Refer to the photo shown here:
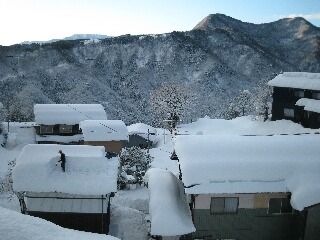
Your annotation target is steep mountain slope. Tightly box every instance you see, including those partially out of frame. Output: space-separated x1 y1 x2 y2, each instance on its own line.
0 14 319 125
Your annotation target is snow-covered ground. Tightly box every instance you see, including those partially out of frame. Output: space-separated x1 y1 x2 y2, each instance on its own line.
1 117 319 239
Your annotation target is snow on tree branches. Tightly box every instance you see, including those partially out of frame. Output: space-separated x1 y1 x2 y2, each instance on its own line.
150 82 195 128
117 147 153 190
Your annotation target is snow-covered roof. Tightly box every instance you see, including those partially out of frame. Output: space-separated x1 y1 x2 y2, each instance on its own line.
267 72 320 90
80 120 128 141
175 135 320 211
127 123 157 141
177 116 320 136
13 144 119 195
0 207 120 240
34 104 107 125
146 168 196 236
296 98 320 113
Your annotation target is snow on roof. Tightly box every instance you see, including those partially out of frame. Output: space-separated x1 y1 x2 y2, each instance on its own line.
267 72 320 90
177 116 320 136
175 135 320 211
80 120 128 141
127 123 158 143
146 168 196 236
0 207 120 240
34 104 107 125
13 144 119 195
296 98 320 113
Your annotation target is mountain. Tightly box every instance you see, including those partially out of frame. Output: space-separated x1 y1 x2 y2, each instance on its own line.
20 34 110 45
0 14 319 125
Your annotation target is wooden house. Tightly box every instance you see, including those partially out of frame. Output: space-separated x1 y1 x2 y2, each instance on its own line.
34 104 107 144
268 72 320 128
12 144 119 234
80 120 128 155
175 135 320 240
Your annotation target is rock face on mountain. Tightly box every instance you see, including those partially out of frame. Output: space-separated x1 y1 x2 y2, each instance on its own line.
0 14 319 125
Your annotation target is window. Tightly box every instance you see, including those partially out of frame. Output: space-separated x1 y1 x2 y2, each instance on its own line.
312 92 320 100
294 90 304 98
59 125 73 133
40 125 53 134
268 198 292 214
283 108 294 118
210 197 238 214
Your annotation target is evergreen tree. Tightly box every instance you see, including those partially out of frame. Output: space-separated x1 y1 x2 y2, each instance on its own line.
117 147 153 189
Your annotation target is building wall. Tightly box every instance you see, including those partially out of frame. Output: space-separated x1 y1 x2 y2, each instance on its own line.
192 193 304 240
29 211 110 234
194 193 289 210
84 140 123 155
304 205 320 240
192 208 302 240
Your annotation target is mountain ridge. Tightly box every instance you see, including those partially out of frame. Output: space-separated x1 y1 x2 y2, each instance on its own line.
0 14 319 125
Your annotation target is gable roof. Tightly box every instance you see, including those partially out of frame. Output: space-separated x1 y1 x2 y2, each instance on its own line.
175 135 320 211
146 168 195 236
13 144 119 195
34 104 107 125
268 72 320 91
80 120 128 141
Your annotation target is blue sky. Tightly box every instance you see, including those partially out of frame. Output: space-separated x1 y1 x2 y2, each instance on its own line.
1 0 319 46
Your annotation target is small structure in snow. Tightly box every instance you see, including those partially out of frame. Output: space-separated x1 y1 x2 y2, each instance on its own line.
175 134 320 240
34 104 107 144
80 120 128 155
268 72 320 128
12 144 119 234
146 168 195 239
125 123 157 149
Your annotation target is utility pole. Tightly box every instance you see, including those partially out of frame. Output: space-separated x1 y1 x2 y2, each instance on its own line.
147 129 150 153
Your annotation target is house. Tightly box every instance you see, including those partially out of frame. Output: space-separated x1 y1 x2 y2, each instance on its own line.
12 144 119 234
268 72 320 128
80 120 128 155
175 135 320 240
34 104 107 144
146 168 195 239
125 123 157 149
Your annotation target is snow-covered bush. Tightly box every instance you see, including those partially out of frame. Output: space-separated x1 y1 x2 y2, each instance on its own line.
118 147 153 190
0 159 15 194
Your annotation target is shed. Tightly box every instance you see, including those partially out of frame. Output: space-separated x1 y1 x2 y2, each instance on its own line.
12 144 119 234
126 123 157 149
80 120 128 154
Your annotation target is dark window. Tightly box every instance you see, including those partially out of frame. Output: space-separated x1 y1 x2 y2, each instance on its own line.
312 92 320 100
59 125 73 133
40 125 53 134
284 108 294 118
210 197 238 214
294 90 304 98
268 198 292 214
